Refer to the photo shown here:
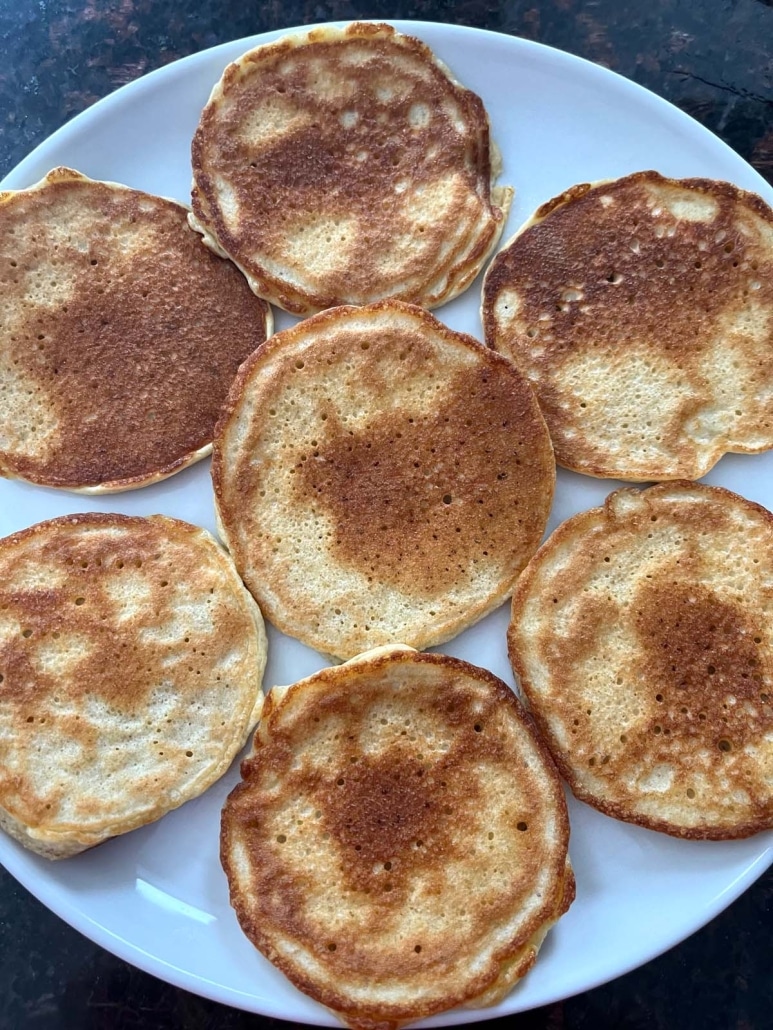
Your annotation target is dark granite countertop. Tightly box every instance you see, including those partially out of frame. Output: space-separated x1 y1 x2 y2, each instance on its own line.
1 2 772 1028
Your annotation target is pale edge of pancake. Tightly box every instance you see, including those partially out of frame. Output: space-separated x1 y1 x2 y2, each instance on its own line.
0 516 268 858
253 644 417 751
0 166 274 494
188 22 514 314
465 860 575 1010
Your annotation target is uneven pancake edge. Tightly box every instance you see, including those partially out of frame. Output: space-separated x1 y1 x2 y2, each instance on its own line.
508 480 773 840
220 646 572 1028
0 512 267 857
190 22 512 315
0 167 272 492
482 170 773 481
211 300 555 659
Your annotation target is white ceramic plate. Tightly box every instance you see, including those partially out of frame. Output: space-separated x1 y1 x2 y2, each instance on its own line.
1 20 771 1026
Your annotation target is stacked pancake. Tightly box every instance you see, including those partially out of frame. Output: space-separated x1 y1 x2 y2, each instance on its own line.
190 22 512 314
0 513 267 858
483 171 773 481
221 646 573 1028
0 167 271 492
509 482 773 840
212 300 555 659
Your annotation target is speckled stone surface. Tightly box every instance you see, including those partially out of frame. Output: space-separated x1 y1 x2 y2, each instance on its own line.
1 0 772 186
1 1 772 1027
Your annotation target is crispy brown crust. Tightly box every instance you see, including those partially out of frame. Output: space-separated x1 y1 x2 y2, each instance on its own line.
221 648 571 1027
0 168 271 492
191 22 510 315
0 512 266 856
509 481 773 840
212 300 555 658
482 170 773 481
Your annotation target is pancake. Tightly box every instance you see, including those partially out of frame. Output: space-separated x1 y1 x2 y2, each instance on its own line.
0 167 272 493
508 481 773 840
221 645 574 1029
482 171 773 481
190 22 512 315
212 300 555 660
0 512 267 859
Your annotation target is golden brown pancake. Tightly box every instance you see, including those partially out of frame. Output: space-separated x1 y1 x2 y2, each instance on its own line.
190 22 512 315
0 167 272 493
482 171 773 480
509 481 773 840
0 512 267 858
212 300 555 660
221 645 573 1029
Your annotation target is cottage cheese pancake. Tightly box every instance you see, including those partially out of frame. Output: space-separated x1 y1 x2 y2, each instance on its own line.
483 171 773 480
190 22 512 315
0 167 271 492
212 301 555 660
0 513 267 858
509 482 773 839
221 646 573 1029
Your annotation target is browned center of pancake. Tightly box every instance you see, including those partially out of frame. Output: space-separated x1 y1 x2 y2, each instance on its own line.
0 176 269 488
293 345 548 597
630 579 768 749
310 679 514 898
559 574 771 773
228 49 467 204
486 177 773 370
